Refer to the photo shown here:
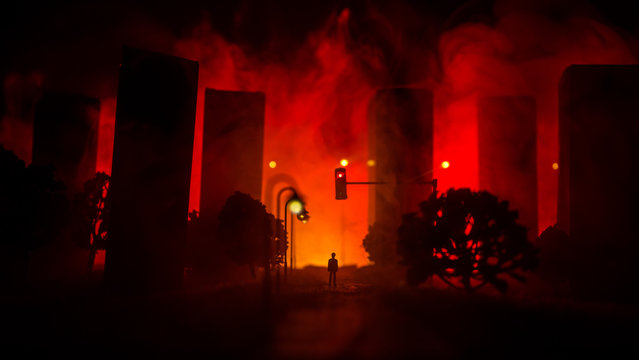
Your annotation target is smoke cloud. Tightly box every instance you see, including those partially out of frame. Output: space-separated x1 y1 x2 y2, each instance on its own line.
2 1 637 266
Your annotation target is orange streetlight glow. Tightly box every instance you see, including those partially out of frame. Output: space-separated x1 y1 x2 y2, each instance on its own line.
269 161 277 168
340 159 349 167
288 199 304 214
552 162 559 170
441 161 450 169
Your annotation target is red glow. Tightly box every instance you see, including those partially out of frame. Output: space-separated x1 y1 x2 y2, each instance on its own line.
429 12 635 236
89 5 636 268
175 15 374 267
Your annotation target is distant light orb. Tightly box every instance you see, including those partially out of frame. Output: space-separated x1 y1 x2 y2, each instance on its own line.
552 162 559 170
441 161 450 169
340 159 349 167
288 199 304 214
367 159 376 167
268 161 277 169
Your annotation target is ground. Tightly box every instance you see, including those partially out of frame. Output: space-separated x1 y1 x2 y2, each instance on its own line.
1 266 637 358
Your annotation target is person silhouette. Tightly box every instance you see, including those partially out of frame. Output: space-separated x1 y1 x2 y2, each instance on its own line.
328 252 338 287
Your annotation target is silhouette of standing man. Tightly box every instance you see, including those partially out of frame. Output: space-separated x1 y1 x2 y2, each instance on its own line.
328 252 338 287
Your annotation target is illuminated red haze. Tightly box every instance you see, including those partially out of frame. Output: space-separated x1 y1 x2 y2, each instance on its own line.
96 7 635 267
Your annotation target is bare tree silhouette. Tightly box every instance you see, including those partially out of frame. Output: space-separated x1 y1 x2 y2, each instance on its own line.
397 188 538 293
71 172 110 272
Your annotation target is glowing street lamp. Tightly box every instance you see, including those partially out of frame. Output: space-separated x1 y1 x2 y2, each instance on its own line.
340 159 349 167
288 198 303 214
276 186 310 278
441 161 450 169
285 194 309 272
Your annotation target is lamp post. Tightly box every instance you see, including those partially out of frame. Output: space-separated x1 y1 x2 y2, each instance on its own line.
284 195 305 274
276 186 310 279
276 187 297 279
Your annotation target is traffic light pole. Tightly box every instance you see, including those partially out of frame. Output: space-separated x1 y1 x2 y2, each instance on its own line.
335 166 438 199
346 179 437 188
346 181 388 185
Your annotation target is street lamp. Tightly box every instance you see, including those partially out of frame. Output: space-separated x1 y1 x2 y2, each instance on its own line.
284 194 309 273
297 209 310 224
288 198 304 215
276 186 310 279
277 187 296 278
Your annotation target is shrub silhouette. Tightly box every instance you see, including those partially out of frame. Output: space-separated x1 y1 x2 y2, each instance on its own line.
397 188 538 293
217 192 286 277
362 222 399 267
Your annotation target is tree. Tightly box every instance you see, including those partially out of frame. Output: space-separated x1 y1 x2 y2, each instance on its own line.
0 145 67 284
397 188 538 293
362 221 399 266
71 172 110 272
271 218 287 270
217 192 286 277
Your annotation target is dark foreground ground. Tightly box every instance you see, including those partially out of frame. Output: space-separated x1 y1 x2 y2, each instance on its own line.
2 267 638 359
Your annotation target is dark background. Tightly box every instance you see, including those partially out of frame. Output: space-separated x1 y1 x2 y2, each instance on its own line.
2 0 639 99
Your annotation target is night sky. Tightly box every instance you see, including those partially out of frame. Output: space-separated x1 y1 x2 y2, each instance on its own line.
3 0 639 96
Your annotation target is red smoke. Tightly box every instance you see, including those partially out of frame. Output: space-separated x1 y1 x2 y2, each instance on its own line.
431 10 635 235
175 10 377 266
91 3 636 267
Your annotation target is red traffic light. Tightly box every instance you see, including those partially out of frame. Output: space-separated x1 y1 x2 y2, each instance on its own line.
335 167 347 200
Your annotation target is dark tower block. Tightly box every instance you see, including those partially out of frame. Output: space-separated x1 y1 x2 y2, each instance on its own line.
32 93 99 194
0 76 5 118
368 89 433 228
558 65 639 301
478 96 538 240
29 94 99 281
105 47 198 292
200 89 265 231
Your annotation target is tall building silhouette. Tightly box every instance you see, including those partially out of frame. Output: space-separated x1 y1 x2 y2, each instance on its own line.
105 47 198 293
368 88 433 228
200 89 265 232
478 95 538 240
558 65 639 301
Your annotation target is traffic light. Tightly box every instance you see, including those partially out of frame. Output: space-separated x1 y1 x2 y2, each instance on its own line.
335 167 347 200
